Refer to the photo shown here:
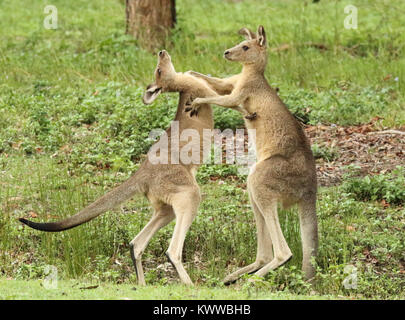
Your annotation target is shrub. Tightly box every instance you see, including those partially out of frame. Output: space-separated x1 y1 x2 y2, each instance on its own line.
213 107 244 131
311 144 339 162
342 167 405 205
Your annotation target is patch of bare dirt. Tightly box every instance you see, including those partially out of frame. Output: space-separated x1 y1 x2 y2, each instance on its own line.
305 122 405 187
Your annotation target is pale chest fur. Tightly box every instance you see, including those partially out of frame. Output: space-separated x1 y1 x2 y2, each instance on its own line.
244 97 300 162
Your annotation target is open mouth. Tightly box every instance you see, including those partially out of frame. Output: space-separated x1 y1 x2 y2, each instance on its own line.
143 86 163 105
152 87 162 94
146 84 162 93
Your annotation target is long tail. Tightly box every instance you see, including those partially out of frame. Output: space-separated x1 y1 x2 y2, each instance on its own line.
298 195 318 280
19 174 142 232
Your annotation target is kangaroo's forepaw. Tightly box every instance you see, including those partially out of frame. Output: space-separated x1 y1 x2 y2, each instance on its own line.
185 95 195 107
185 97 203 117
185 101 196 114
185 105 200 117
245 112 257 120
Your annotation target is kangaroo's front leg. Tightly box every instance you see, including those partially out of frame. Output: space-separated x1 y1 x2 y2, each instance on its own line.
186 71 238 95
187 93 256 120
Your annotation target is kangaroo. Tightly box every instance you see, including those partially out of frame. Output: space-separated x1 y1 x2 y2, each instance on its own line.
19 50 221 286
187 26 318 284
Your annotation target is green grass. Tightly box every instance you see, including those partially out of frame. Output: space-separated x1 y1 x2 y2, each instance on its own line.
1 157 404 299
0 0 404 300
342 166 405 206
0 279 338 300
0 0 404 173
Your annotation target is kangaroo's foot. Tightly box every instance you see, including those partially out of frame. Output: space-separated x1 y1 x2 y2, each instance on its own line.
254 254 293 277
130 243 146 286
166 252 194 286
223 260 267 285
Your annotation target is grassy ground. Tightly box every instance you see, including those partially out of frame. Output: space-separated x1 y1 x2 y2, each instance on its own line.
0 279 337 300
1 157 404 299
0 0 404 300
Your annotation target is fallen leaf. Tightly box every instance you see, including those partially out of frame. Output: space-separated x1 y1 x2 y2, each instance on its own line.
28 211 38 218
346 225 356 232
9 197 23 202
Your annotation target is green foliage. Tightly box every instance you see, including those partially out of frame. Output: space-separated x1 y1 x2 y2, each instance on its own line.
15 263 48 280
1 158 404 298
0 0 404 130
342 167 405 205
243 266 312 295
0 83 178 173
0 279 333 300
1 0 405 300
283 84 398 125
213 107 244 131
311 144 339 162
196 164 241 183
89 255 122 283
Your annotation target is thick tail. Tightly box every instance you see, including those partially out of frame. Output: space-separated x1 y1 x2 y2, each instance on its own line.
298 196 318 280
19 174 142 232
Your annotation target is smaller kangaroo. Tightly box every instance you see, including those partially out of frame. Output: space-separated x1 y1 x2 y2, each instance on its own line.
19 50 220 286
188 26 318 283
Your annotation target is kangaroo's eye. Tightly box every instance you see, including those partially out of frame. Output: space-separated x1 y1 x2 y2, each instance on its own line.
242 45 249 51
157 68 162 76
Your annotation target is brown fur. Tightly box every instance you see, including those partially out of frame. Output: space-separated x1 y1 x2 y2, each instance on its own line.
188 26 318 283
19 50 219 286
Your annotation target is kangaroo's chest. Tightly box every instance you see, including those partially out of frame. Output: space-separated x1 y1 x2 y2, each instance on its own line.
241 96 254 114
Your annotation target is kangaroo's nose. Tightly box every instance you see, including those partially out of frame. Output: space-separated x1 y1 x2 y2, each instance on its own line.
159 50 163 56
224 50 230 55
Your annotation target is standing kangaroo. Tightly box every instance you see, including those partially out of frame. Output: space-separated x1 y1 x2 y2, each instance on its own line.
187 26 318 283
19 50 220 286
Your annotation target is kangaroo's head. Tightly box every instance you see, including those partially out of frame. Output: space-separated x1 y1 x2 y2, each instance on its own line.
143 50 176 104
224 26 267 70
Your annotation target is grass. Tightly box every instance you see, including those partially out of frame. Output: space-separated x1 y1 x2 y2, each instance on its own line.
1 157 404 299
0 0 404 300
0 279 338 300
1 0 404 170
342 166 405 205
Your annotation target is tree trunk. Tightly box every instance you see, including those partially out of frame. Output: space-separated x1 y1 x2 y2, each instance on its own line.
126 0 176 51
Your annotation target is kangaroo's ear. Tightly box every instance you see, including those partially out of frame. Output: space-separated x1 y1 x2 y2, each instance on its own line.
143 84 162 105
257 25 266 47
238 27 256 40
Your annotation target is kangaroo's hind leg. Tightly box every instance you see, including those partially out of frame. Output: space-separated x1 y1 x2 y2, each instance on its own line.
166 188 200 285
253 196 293 278
223 189 273 285
130 203 175 286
